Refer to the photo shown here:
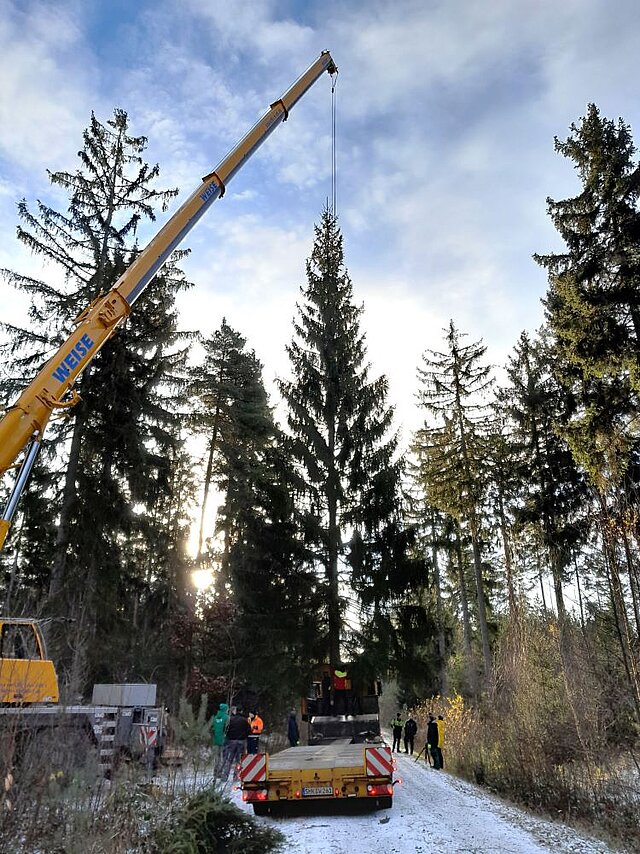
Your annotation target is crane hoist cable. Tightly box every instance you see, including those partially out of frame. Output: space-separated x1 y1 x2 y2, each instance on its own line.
331 70 338 216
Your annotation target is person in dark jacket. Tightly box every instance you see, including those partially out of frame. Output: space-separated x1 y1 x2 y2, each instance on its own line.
390 712 403 752
426 713 440 769
221 707 251 778
403 715 418 755
436 714 445 769
287 710 300 747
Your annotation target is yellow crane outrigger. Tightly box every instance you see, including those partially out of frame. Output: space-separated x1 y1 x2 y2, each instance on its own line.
0 51 337 551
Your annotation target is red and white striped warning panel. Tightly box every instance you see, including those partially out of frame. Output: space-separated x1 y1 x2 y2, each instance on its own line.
365 745 393 777
138 726 158 748
239 752 267 783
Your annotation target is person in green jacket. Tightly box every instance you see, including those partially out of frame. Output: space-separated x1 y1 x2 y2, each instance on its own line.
211 702 229 776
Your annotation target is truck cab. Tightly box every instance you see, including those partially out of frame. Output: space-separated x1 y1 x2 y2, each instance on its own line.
302 664 383 744
0 618 59 704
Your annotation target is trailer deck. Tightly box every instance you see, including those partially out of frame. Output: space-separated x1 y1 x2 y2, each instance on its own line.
268 739 364 771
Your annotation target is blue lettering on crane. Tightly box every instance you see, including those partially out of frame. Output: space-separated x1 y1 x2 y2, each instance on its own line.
200 183 220 204
52 333 95 383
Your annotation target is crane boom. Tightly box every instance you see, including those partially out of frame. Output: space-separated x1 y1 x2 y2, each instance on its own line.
0 50 337 550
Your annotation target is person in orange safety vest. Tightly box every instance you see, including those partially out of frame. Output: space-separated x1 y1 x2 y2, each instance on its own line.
247 711 264 754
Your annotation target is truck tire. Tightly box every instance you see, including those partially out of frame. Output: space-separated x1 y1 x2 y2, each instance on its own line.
376 796 392 809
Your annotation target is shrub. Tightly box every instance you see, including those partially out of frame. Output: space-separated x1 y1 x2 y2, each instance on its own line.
410 615 640 852
149 787 284 853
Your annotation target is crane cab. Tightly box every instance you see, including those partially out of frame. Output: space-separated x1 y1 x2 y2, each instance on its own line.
0 618 59 704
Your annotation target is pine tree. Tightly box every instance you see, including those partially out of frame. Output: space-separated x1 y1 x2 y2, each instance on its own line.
279 209 403 685
414 321 494 680
191 319 319 712
0 110 191 691
498 331 587 627
535 104 640 717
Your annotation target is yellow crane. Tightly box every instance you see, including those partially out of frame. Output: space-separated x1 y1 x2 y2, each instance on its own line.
0 50 337 553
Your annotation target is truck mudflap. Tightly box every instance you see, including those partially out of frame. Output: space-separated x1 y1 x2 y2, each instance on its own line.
240 746 394 809
365 744 393 777
239 752 268 784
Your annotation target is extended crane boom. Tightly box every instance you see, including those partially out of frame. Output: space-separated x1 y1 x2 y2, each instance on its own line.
0 51 336 550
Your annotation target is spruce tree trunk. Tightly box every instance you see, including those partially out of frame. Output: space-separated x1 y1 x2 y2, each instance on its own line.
453 378 492 681
497 490 518 620
326 375 341 706
547 527 567 628
327 458 341 707
454 521 475 693
598 494 640 722
327 500 341 692
622 526 640 637
430 511 447 695
48 402 86 608
535 546 548 613
197 395 222 560
573 556 587 635
3 518 24 615
468 506 492 680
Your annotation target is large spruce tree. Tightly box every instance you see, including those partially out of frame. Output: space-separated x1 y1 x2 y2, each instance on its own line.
191 318 321 713
191 319 273 574
535 104 640 718
0 110 192 692
279 209 405 687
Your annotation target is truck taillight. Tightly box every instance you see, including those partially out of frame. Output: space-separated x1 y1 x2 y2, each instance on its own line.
242 789 268 802
366 783 393 797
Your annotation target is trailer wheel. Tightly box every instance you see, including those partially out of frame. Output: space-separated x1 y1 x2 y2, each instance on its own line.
376 796 393 809
252 803 270 816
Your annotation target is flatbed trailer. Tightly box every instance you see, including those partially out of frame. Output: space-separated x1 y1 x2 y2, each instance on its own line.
0 694 165 773
240 738 394 814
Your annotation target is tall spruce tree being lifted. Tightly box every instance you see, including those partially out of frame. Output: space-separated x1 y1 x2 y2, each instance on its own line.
279 209 400 687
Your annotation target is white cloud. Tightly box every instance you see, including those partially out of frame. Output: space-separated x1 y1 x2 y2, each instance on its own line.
2 0 640 450
183 0 316 63
0 0 97 171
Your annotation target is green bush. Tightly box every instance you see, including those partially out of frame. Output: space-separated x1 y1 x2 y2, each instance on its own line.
149 787 284 854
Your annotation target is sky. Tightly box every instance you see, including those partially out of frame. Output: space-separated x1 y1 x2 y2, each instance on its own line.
1 0 640 446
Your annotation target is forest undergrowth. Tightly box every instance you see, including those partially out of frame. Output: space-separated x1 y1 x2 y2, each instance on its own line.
413 616 640 853
0 698 285 854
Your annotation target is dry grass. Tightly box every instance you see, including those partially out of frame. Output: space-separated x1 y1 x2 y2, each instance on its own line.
411 619 640 853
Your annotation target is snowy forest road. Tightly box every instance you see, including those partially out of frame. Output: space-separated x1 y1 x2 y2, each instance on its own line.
230 750 620 853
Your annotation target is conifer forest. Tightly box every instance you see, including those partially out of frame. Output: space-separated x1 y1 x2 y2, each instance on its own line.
1 104 640 851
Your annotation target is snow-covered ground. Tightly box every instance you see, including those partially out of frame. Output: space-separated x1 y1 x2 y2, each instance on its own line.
228 750 622 853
